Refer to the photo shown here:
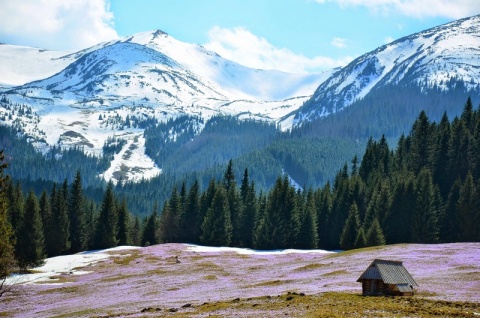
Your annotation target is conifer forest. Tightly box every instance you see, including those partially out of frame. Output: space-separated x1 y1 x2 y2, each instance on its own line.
2 98 480 273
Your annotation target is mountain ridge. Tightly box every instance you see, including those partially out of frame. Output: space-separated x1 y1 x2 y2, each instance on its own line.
294 14 480 125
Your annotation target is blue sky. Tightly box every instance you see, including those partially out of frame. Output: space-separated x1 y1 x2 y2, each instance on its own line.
1 0 479 73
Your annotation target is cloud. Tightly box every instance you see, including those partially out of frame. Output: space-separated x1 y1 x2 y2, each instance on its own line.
204 26 351 73
0 0 118 51
316 0 480 19
331 37 348 48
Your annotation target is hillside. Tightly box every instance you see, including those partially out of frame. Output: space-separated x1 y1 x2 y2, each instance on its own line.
296 14 480 124
2 243 479 317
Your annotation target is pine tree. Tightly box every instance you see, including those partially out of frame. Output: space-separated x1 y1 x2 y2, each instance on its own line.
68 171 86 253
39 190 54 257
183 180 201 243
0 150 15 285
94 182 118 249
239 180 257 248
200 186 232 247
411 168 439 243
384 176 415 243
441 179 461 242
339 203 361 250
354 227 367 248
117 198 131 246
84 201 97 249
17 190 46 271
143 203 159 246
50 183 70 256
130 216 141 246
365 218 386 247
456 173 480 241
315 183 332 250
297 190 318 249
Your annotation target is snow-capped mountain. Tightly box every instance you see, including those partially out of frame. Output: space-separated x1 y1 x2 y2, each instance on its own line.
294 14 480 124
0 30 331 183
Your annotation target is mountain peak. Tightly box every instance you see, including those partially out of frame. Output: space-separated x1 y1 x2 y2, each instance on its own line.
294 14 480 125
152 29 168 38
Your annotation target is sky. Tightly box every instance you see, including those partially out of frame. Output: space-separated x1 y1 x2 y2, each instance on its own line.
0 0 479 73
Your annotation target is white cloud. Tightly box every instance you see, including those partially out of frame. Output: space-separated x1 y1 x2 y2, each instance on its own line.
331 37 348 48
204 26 351 73
316 0 480 19
0 0 118 50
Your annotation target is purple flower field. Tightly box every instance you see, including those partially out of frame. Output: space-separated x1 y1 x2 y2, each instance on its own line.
1 243 479 317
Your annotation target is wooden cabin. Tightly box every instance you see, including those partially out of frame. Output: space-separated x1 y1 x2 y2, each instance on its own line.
357 259 418 296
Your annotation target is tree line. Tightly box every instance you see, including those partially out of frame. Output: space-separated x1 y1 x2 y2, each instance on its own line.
1 98 480 285
143 98 480 250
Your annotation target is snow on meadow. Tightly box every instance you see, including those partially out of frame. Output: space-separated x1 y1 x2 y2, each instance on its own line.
2 243 479 317
5 246 141 286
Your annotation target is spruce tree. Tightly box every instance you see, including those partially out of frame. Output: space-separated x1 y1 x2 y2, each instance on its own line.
200 186 232 247
354 227 367 248
384 176 415 243
183 180 201 244
18 190 46 271
411 168 439 243
365 218 386 247
143 203 159 246
130 216 141 246
117 198 131 246
0 150 15 284
297 190 318 249
94 182 118 249
39 190 55 257
339 203 360 250
50 183 71 256
441 179 461 242
456 173 480 241
68 171 86 253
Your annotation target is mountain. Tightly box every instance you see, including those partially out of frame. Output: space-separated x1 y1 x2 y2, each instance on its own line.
2 15 480 186
294 15 480 128
0 30 333 183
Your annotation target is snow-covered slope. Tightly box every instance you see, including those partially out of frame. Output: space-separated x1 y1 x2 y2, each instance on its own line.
295 14 480 123
0 30 330 183
0 44 74 87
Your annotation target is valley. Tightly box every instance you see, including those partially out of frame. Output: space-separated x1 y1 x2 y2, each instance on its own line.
1 243 479 317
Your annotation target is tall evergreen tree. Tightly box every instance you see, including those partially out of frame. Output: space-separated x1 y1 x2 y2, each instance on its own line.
384 176 415 243
39 190 55 257
143 202 159 246
339 203 361 250
68 171 86 253
0 150 15 286
17 190 46 271
456 173 480 241
411 168 439 243
94 182 118 249
297 190 318 249
365 218 386 247
200 186 232 247
117 198 131 246
183 180 201 243
50 183 70 256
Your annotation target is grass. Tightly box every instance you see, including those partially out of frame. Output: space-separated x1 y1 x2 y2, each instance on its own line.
167 292 480 317
294 263 327 272
111 251 140 265
38 286 80 295
322 269 349 277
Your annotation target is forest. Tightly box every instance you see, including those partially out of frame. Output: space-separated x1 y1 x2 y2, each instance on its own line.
1 98 480 279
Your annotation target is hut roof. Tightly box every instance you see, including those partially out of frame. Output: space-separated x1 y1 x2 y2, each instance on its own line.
357 259 418 286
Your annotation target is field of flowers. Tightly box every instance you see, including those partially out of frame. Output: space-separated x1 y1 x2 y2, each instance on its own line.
1 243 479 317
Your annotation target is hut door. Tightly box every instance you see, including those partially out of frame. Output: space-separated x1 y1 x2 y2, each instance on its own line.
371 280 377 294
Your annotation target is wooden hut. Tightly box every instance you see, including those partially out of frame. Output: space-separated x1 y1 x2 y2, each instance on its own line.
357 259 418 296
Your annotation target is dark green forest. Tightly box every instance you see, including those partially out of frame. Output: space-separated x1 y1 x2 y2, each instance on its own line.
1 98 480 276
